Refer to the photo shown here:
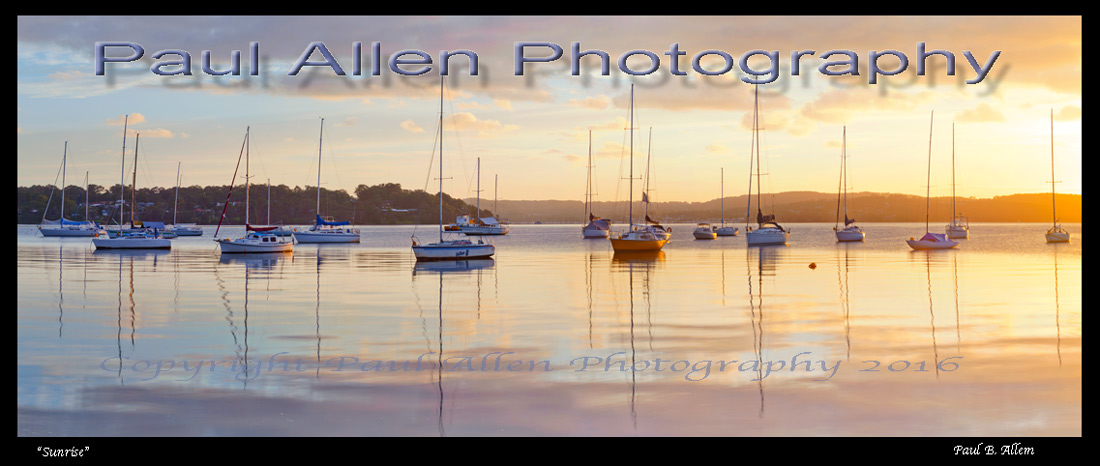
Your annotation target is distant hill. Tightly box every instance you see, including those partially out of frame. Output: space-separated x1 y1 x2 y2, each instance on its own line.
17 182 1080 225
477 191 1082 224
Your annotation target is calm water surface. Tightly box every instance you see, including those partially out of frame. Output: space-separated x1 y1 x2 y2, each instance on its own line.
16 223 1081 436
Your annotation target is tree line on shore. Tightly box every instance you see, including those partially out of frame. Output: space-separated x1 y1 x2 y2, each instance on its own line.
17 183 1080 225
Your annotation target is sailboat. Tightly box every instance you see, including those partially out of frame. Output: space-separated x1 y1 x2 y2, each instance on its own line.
1045 109 1070 243
907 111 958 250
215 127 293 253
93 122 171 250
834 126 865 242
412 77 495 261
39 143 104 237
945 122 969 239
692 223 717 240
457 158 510 235
165 162 203 236
609 84 669 253
292 117 361 243
582 130 611 238
744 85 790 246
715 167 738 236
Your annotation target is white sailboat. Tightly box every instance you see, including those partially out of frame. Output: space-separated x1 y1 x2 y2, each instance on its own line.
609 84 669 253
1045 109 1070 243
215 127 293 253
692 223 717 240
165 162 203 236
715 167 738 236
582 130 611 238
292 117 361 243
458 158 510 235
94 121 171 250
907 111 958 250
39 144 104 237
834 126 865 242
744 85 790 246
944 122 969 239
413 77 495 261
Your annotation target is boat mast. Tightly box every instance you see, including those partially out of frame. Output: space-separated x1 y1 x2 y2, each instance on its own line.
494 174 498 220
317 118 323 219
586 130 592 223
1049 109 1058 227
720 167 724 228
245 128 251 226
476 157 481 218
628 84 635 228
951 121 956 225
438 77 445 242
745 88 754 230
644 127 652 221
84 171 89 222
173 162 180 225
118 115 128 228
843 126 849 223
754 85 763 225
131 133 139 228
60 143 66 220
925 111 934 233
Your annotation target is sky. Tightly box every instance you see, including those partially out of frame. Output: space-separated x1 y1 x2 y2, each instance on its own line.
17 16 1082 204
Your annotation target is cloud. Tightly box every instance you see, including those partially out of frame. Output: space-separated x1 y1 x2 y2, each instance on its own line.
108 113 145 126
1055 105 1081 121
446 112 518 137
956 102 1005 122
567 95 611 110
400 120 424 133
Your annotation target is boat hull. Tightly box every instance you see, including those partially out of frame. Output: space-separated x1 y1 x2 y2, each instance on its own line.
413 242 495 261
1045 231 1070 243
582 227 609 238
92 237 171 249
217 239 293 253
746 229 789 246
693 231 716 240
168 227 204 236
715 227 738 237
292 228 361 243
609 237 669 252
39 227 102 237
835 229 865 242
906 239 958 250
945 225 969 239
459 226 510 235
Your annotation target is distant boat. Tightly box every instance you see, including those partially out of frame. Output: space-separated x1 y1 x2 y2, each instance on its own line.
413 77 495 261
834 126 865 242
166 162 203 236
94 123 171 250
744 85 790 246
908 111 958 251
1045 109 1070 243
39 146 104 237
458 158 510 236
945 122 969 239
609 84 669 253
215 127 293 254
582 130 611 238
715 167 738 236
293 118 361 243
692 223 717 240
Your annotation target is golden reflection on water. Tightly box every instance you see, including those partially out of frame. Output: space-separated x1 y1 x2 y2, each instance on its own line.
16 224 1080 436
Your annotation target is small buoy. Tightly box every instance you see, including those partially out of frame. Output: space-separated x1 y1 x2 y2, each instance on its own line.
808 262 817 269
